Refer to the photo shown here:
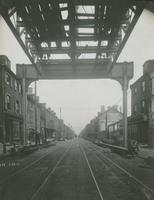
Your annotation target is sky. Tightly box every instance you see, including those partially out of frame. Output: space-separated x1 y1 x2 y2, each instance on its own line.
0 9 154 134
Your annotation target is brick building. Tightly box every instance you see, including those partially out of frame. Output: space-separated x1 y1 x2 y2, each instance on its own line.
27 92 41 144
44 108 57 140
0 55 75 151
27 88 65 143
130 60 154 147
0 55 23 147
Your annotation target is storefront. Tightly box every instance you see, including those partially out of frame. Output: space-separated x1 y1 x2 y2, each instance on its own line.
4 115 23 144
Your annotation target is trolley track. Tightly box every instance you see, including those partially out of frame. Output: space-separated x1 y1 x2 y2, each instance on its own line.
0 141 72 200
0 142 67 184
79 142 104 200
0 144 58 182
82 140 154 200
30 143 72 200
33 139 104 200
1 139 153 200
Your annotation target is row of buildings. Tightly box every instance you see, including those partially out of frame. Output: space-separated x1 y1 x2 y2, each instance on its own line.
0 55 74 151
80 60 154 148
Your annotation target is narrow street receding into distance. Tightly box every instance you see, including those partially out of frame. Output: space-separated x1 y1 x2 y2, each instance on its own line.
0 139 154 200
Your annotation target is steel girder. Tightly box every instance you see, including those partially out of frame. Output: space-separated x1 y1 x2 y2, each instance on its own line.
0 0 147 76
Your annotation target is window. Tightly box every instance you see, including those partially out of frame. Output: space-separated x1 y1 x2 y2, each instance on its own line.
5 94 11 110
134 104 137 113
142 100 145 108
141 100 145 113
142 81 145 92
30 101 33 109
10 77 13 88
15 100 20 114
134 87 137 94
14 80 18 91
18 83 22 93
5 72 11 86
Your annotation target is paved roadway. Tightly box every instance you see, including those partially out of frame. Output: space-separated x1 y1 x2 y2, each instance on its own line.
0 138 154 200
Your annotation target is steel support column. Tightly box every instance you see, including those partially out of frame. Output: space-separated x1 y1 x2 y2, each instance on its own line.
123 62 128 148
22 66 27 145
35 81 38 145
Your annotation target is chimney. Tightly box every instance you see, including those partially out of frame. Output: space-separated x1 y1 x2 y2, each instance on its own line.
48 107 51 112
143 60 154 75
101 105 105 113
0 55 11 69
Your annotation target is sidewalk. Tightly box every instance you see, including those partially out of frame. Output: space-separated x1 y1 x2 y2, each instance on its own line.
0 142 19 158
0 142 37 158
0 141 57 159
136 147 154 169
138 147 154 159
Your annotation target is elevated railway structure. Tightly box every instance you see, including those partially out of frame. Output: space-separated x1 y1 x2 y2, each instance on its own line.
0 0 148 78
0 0 150 148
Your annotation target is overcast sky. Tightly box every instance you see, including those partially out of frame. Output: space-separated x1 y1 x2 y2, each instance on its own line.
0 9 154 134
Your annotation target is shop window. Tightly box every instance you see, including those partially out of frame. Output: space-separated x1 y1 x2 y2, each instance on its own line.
5 72 11 86
5 94 11 110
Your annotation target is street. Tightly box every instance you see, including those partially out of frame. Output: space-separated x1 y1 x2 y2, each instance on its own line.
0 139 154 200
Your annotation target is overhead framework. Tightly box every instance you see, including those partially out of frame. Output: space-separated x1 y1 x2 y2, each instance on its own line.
0 0 147 78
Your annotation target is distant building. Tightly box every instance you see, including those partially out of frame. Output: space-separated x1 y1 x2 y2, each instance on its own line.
45 108 57 140
80 105 122 141
27 92 41 144
130 60 154 147
80 117 98 140
98 105 122 138
40 103 47 141
0 55 23 145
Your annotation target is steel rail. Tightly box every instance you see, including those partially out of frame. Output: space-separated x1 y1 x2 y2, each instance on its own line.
89 142 154 196
79 141 104 200
0 144 61 184
30 142 72 200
